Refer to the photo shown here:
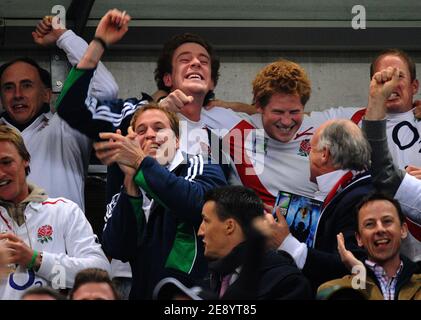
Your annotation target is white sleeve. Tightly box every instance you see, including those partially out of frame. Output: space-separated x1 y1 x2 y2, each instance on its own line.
278 233 308 269
309 106 363 125
395 173 421 224
202 107 249 132
56 29 119 100
36 203 111 288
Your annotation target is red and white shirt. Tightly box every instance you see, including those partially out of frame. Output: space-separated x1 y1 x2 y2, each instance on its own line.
201 106 421 205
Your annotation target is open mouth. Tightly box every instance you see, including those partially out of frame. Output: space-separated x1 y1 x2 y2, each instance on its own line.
275 124 295 133
185 73 204 80
387 92 400 101
11 104 28 112
374 238 390 247
149 142 161 150
0 180 11 187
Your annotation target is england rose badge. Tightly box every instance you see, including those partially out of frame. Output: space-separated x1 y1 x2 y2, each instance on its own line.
37 225 53 243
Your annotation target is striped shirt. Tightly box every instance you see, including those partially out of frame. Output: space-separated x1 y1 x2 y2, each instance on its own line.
365 260 404 300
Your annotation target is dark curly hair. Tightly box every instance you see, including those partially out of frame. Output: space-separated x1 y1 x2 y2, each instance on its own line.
154 33 220 93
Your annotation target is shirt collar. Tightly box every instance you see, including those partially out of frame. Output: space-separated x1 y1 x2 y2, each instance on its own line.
365 259 404 278
167 149 184 172
314 169 349 201
386 107 414 120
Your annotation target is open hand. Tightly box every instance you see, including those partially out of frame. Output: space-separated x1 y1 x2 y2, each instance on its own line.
253 207 290 250
337 232 364 273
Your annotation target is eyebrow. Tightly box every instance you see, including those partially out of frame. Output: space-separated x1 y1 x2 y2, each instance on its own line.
135 121 167 130
176 51 210 60
272 107 303 112
2 79 34 87
362 214 395 223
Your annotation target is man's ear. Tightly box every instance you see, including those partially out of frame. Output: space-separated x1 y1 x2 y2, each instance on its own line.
43 88 52 104
255 103 264 114
163 73 172 88
321 147 331 165
400 222 408 240
411 79 419 96
355 232 364 248
225 218 236 235
175 137 179 150
23 160 30 176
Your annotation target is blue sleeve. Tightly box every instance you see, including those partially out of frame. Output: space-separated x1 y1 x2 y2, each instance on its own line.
55 67 149 140
134 154 227 226
102 191 144 261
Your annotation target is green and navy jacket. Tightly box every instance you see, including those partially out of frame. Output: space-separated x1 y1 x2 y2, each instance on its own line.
102 150 227 300
55 67 152 203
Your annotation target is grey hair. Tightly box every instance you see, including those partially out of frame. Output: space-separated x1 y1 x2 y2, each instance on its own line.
317 120 371 171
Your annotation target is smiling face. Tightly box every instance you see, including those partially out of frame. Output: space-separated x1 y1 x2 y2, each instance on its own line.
133 109 179 165
257 92 305 143
374 55 419 113
163 42 214 97
0 140 29 204
356 199 407 266
0 61 51 125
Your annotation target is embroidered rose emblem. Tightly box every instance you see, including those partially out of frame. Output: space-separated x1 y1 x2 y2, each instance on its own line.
298 139 311 156
37 225 53 243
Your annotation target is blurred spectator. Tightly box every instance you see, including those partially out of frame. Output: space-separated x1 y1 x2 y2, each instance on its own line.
70 268 118 300
21 286 66 300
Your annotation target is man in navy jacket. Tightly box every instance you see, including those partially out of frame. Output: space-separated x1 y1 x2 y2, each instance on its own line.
100 104 226 299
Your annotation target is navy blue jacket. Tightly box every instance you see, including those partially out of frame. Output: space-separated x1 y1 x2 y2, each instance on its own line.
55 68 151 202
303 171 374 289
102 152 227 299
209 241 313 300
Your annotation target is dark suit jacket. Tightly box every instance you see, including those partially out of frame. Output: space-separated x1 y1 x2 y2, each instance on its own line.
208 236 314 300
303 171 373 289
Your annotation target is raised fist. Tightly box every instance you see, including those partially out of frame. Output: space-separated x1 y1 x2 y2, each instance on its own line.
95 9 131 46
32 15 66 47
369 66 400 101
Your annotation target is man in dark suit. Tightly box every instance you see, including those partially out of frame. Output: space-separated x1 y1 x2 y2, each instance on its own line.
255 119 374 290
198 185 313 299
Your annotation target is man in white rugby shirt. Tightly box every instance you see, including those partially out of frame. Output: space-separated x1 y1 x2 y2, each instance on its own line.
0 125 109 300
0 16 118 210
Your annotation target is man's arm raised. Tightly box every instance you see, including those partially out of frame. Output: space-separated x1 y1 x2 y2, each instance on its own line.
78 9 130 69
